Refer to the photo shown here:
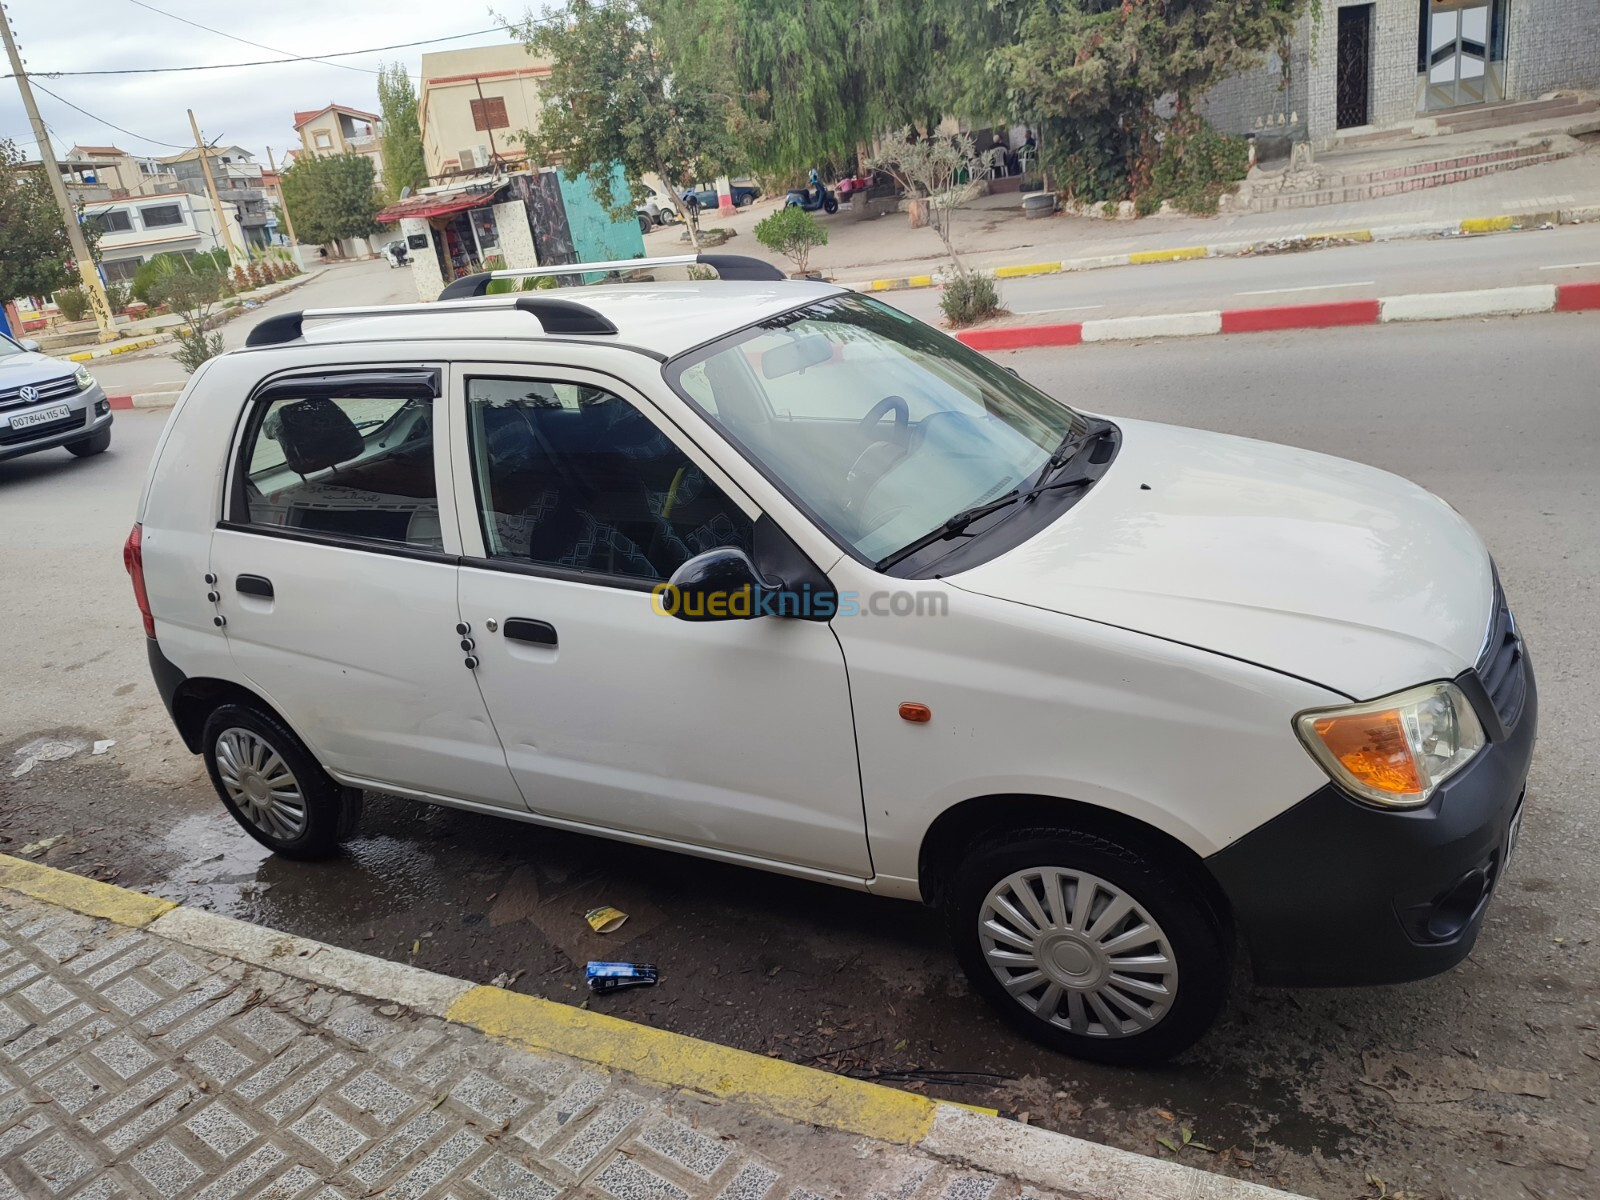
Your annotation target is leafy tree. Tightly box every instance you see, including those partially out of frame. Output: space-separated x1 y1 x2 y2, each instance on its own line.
509 0 737 249
992 0 1300 203
661 0 1005 179
279 152 381 250
377 62 429 202
753 205 827 275
865 128 982 270
152 266 226 374
0 138 97 301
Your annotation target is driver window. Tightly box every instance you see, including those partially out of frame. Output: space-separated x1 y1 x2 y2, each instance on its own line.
466 377 754 583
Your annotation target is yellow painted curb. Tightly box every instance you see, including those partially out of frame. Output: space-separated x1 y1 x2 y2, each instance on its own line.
0 855 175 927
1461 215 1514 233
1128 245 1208 265
994 261 1063 279
868 274 936 292
1310 229 1374 242
448 985 945 1145
67 352 93 362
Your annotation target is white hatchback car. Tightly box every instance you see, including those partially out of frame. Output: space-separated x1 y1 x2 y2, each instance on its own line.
129 255 1536 1063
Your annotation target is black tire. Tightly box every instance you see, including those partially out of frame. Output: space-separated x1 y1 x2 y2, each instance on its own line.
946 825 1230 1065
638 213 652 235
823 197 838 214
200 703 362 860
65 426 111 457
735 193 753 207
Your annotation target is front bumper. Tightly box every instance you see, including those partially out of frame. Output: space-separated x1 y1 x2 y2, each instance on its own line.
0 384 112 462
1208 649 1538 988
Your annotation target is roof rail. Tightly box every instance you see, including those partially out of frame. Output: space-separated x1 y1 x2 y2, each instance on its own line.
437 252 784 300
244 295 619 348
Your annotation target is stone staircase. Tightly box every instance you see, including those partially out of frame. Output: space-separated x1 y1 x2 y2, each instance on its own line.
1236 138 1571 212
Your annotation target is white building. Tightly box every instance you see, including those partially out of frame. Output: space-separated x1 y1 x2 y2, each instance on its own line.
83 192 249 285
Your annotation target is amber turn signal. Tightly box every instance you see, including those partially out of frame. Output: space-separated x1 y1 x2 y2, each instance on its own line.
898 702 932 723
1309 709 1422 798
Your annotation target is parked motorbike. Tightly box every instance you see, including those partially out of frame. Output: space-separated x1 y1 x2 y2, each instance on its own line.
385 240 411 269
785 170 839 214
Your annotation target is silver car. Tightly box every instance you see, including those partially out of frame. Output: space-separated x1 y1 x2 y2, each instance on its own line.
0 333 113 463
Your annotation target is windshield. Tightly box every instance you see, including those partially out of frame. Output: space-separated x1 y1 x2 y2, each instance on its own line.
665 295 1079 565
0 334 27 361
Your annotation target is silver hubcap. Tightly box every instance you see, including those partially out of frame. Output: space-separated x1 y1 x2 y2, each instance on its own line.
215 728 306 841
979 867 1178 1038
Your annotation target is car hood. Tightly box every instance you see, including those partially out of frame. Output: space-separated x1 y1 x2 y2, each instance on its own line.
0 352 75 386
947 418 1494 700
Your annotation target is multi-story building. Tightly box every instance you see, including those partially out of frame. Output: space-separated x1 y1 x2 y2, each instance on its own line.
80 192 249 284
292 104 385 188
1199 0 1600 146
155 146 272 251
418 43 552 179
63 146 181 198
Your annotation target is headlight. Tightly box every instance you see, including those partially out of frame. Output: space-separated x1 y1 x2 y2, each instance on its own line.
74 365 94 390
1295 681 1485 809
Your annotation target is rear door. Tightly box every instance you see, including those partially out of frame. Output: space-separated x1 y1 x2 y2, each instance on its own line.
210 366 524 810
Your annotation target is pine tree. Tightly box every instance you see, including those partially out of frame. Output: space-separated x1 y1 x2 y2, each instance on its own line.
377 63 429 202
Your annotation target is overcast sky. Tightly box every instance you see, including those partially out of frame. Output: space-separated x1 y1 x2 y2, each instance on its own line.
1 0 538 166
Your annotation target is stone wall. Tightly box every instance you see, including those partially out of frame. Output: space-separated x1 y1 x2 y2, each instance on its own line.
402 217 445 302
1506 0 1600 98
492 200 538 270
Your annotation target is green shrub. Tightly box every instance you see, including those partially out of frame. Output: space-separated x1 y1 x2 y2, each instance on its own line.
173 330 225 373
1141 113 1249 216
939 271 1002 327
753 206 828 275
519 273 561 290
55 285 89 322
104 282 131 313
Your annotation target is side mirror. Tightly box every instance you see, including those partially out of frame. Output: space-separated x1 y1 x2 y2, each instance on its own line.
656 548 774 622
19 339 40 353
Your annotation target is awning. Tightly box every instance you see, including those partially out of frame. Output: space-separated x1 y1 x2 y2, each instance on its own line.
375 188 502 224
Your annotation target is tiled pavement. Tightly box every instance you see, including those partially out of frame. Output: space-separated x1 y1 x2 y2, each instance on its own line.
0 893 1060 1200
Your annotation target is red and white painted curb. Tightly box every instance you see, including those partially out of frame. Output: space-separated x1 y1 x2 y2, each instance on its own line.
106 391 182 411
957 280 1600 351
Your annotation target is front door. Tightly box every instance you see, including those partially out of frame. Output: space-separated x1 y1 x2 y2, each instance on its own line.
450 365 873 879
211 367 524 810
1422 0 1506 110
1337 5 1374 129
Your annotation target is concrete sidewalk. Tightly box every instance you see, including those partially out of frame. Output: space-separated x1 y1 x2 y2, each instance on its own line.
0 857 1302 1200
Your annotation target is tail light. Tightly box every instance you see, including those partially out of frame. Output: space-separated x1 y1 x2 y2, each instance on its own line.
123 522 155 638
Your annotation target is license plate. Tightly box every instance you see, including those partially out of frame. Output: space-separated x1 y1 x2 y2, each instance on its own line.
9 404 70 431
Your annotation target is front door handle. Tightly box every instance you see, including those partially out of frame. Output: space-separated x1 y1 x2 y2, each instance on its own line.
237 574 274 599
503 618 557 647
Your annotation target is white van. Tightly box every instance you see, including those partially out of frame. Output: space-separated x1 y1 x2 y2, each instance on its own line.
128 256 1535 1063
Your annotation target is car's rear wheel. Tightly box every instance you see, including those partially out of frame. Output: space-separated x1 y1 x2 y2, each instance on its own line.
201 703 361 859
947 826 1229 1064
65 426 111 457
638 213 652 235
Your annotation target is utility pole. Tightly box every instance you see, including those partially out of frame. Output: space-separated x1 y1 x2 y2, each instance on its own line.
0 3 117 341
265 146 300 251
188 109 244 267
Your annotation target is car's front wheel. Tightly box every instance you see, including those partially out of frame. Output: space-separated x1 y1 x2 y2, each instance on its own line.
947 826 1229 1064
201 703 362 859
65 426 111 457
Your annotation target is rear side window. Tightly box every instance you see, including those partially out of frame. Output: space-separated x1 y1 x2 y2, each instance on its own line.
235 386 441 549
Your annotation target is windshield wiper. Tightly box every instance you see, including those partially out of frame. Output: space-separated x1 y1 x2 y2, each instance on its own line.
875 473 1093 571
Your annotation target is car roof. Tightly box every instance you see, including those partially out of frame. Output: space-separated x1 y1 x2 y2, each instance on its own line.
272 280 847 361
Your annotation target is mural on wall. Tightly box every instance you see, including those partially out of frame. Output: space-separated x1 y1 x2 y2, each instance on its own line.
513 172 576 270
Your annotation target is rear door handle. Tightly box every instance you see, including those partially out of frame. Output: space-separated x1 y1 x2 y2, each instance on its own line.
236 574 274 598
503 618 557 647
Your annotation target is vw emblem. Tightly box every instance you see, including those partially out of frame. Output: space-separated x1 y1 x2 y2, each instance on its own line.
18 385 39 404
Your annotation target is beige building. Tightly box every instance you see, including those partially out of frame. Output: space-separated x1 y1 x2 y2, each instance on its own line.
292 104 385 188
418 43 551 179
63 146 180 198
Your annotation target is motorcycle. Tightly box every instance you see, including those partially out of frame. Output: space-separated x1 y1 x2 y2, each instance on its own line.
785 170 839 215
384 240 411 269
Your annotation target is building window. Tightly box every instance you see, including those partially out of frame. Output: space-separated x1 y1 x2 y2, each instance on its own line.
101 258 142 284
313 131 333 149
470 96 510 131
140 204 184 228
90 209 133 234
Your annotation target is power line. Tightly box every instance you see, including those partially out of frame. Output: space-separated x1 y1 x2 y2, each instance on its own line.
121 0 376 75
28 80 192 149
3 26 508 79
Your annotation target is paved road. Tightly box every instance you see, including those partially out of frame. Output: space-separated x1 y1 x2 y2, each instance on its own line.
880 223 1600 323
3 313 1597 1200
84 259 415 397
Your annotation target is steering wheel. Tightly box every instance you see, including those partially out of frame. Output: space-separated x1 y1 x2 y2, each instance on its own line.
859 394 910 443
